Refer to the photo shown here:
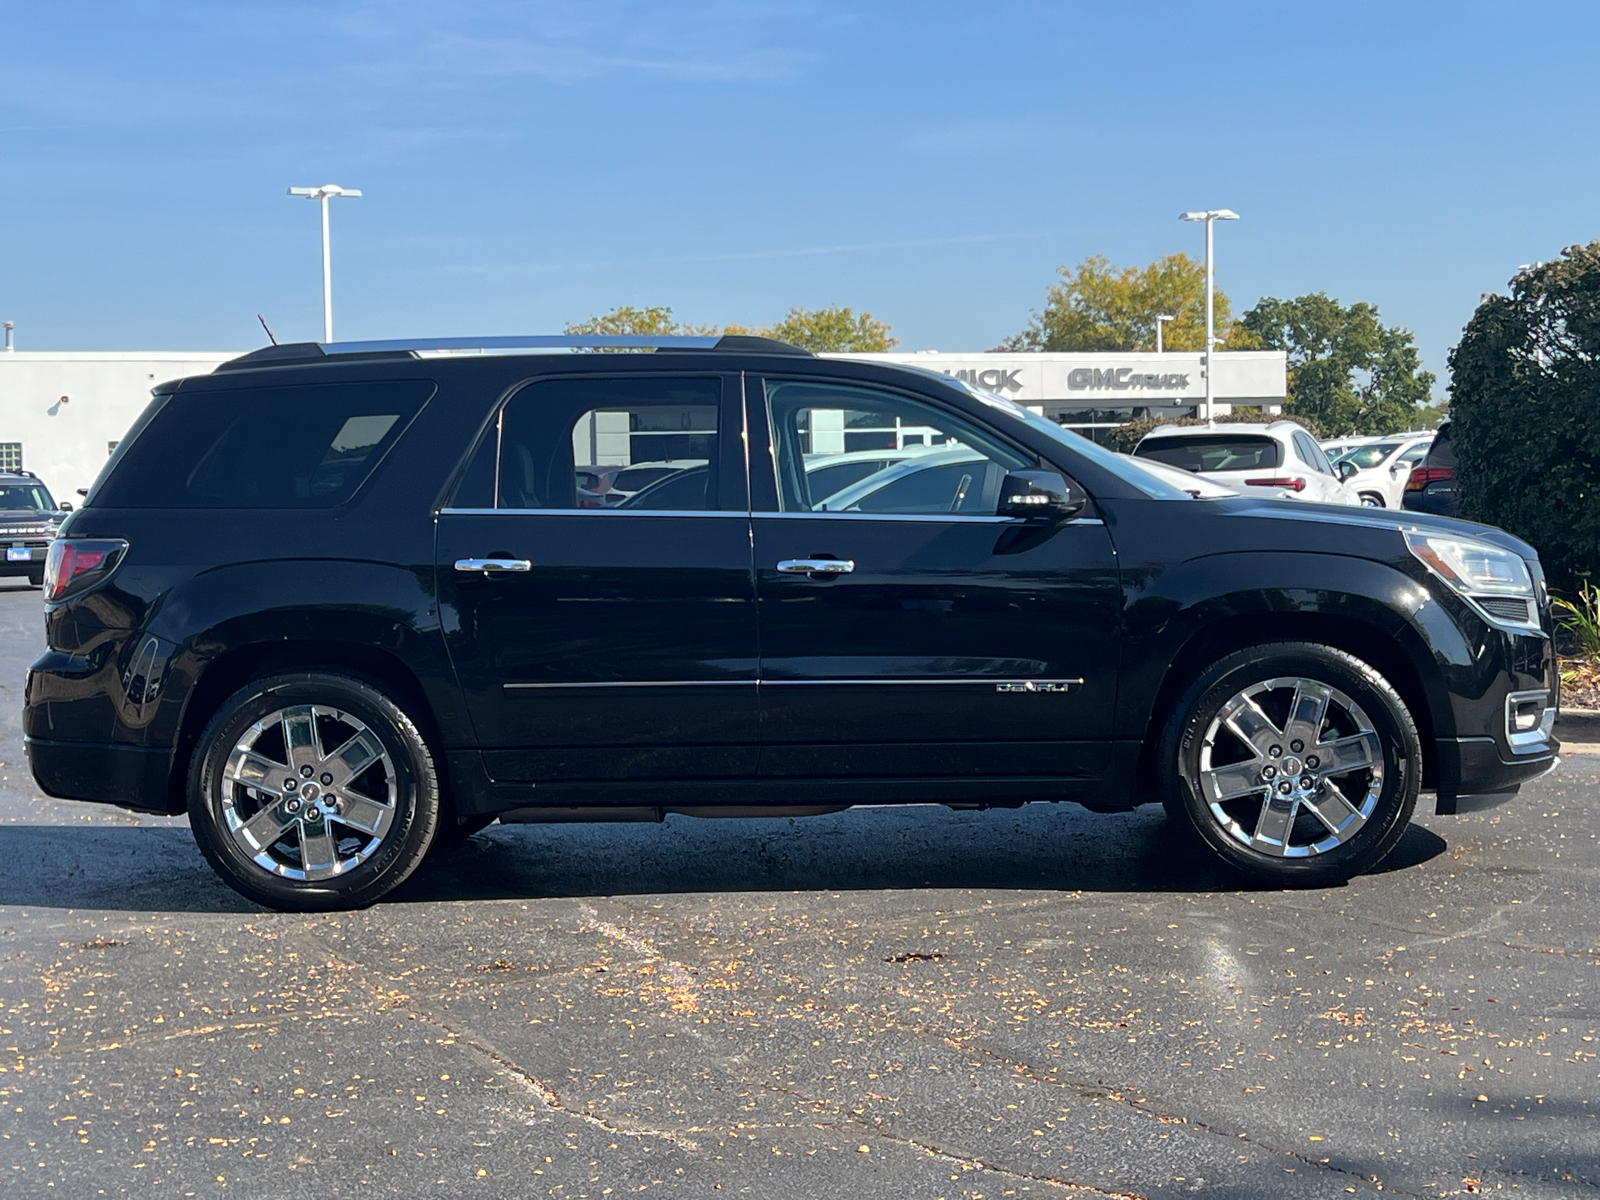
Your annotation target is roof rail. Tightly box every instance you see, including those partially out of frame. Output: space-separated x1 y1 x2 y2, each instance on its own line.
216 332 811 372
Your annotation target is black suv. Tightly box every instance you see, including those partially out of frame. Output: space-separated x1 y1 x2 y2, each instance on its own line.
25 336 1559 909
0 469 69 587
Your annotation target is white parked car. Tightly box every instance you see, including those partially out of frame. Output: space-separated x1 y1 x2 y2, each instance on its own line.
1329 435 1434 509
1320 434 1383 462
1132 421 1359 505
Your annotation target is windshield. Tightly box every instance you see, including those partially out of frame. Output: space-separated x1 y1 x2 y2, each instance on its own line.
0 483 54 511
933 376 1195 500
1341 442 1401 469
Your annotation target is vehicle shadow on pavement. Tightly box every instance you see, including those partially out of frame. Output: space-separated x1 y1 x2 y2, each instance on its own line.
394 803 1451 905
0 805 1449 912
0 823 256 913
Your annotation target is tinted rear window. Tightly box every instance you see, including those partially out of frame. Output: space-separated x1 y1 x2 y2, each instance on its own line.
95 381 433 508
1425 424 1455 469
1135 434 1281 472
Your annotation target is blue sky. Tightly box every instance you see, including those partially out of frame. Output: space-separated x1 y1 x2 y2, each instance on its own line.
2 1 1597 391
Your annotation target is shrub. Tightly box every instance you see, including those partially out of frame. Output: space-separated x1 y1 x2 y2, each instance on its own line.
1449 244 1600 588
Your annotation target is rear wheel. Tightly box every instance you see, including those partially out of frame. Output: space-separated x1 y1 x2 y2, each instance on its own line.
188 672 440 911
1158 642 1420 885
1359 492 1385 508
26 568 43 587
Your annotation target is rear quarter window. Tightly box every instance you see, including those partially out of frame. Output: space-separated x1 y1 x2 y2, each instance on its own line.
1135 434 1282 472
93 381 434 508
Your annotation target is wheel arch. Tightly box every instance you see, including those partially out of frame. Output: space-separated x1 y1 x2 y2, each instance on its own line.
167 640 455 818
1133 610 1442 802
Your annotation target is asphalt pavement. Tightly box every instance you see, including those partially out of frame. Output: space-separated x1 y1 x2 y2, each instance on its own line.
0 580 1596 1198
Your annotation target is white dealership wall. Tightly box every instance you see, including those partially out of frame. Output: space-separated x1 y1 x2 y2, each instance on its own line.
833 350 1288 429
0 347 1291 500
0 352 236 499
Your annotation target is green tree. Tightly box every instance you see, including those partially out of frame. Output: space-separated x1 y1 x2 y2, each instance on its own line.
566 303 897 352
1239 294 1433 435
1449 244 1600 587
564 305 714 338
764 305 897 352
1006 254 1250 352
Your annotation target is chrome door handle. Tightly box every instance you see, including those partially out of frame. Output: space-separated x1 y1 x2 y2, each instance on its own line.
455 557 532 573
777 558 855 575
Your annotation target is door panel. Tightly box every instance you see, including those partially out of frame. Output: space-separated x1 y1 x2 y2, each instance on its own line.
436 374 758 782
751 376 1122 779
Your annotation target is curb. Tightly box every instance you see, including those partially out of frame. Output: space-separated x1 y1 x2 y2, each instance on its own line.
1556 707 1600 740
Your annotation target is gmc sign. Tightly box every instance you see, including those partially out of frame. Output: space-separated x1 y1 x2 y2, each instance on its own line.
1067 368 1191 391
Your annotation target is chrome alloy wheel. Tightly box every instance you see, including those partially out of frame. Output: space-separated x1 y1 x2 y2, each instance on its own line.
220 704 397 881
1197 676 1384 858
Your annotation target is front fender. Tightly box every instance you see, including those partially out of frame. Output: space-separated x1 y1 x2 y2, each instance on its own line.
1113 551 1462 741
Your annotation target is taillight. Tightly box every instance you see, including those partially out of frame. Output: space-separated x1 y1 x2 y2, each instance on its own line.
1243 476 1306 492
1406 466 1453 492
43 538 128 602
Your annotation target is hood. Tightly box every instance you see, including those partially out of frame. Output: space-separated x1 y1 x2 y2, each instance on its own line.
1211 495 1539 560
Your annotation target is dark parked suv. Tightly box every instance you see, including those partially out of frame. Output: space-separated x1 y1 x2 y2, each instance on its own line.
0 469 70 587
25 336 1560 909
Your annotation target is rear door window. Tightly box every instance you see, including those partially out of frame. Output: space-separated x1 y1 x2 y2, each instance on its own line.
1293 432 1336 476
1135 434 1281 472
450 376 732 511
94 381 433 508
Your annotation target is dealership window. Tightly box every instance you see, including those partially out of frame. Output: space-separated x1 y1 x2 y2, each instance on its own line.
0 443 21 472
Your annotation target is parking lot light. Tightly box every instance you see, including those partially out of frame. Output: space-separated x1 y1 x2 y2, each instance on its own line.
1155 314 1174 354
1179 209 1240 423
287 184 363 343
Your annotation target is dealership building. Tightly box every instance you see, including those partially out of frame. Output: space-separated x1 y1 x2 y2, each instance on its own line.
0 347 1289 502
841 350 1289 439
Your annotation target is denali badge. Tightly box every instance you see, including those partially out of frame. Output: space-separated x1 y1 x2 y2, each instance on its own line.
996 679 1084 694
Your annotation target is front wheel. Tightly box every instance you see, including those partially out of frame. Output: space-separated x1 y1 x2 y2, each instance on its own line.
1158 642 1420 885
188 672 440 911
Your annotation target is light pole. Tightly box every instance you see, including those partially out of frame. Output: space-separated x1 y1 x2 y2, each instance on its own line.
1154 313 1174 354
1179 208 1239 423
287 184 362 342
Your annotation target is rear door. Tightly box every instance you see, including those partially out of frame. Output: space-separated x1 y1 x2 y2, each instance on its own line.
748 375 1122 781
435 373 759 783
1292 432 1346 503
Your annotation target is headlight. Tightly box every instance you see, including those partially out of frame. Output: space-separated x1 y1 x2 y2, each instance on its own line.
1404 531 1540 631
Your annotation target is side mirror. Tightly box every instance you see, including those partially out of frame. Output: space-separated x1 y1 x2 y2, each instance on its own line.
1337 460 1358 482
76 488 88 497
58 501 73 512
998 470 1085 521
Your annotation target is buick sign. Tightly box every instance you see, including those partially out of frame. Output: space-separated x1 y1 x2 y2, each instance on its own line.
947 368 1023 394
1067 367 1190 391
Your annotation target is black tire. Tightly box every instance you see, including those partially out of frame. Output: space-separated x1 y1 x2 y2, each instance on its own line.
188 672 440 911
1157 642 1420 886
26 568 43 588
1359 493 1385 508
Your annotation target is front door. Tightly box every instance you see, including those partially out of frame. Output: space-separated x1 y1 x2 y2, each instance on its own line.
436 373 758 783
749 376 1122 780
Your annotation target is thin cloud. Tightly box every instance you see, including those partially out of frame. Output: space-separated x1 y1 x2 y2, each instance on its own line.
440 231 1051 277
